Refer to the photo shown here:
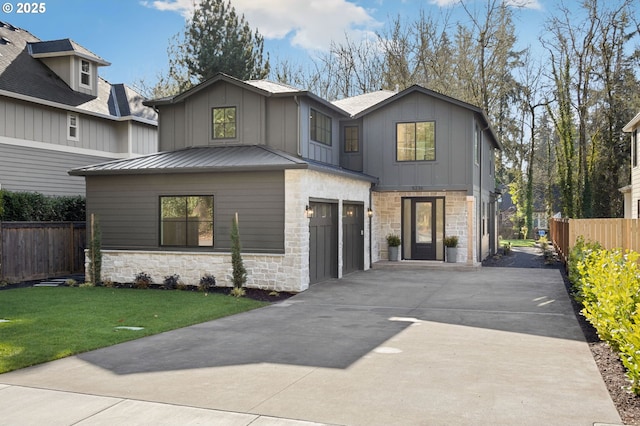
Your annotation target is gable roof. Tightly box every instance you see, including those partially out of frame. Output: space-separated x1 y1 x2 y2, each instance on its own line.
28 38 110 65
336 85 502 151
144 73 350 118
0 21 156 124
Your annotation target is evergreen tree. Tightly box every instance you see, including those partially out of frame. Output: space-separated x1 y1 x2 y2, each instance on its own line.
88 214 102 285
230 213 246 290
155 0 270 95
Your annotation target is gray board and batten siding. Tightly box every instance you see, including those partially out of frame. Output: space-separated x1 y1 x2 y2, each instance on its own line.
84 170 286 252
154 76 347 170
0 96 158 153
362 91 475 192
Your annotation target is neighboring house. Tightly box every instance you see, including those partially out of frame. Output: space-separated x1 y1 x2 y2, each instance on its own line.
70 73 502 292
0 21 157 196
622 112 640 218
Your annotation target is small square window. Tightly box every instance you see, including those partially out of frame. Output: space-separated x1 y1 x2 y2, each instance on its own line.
396 122 435 161
212 107 236 139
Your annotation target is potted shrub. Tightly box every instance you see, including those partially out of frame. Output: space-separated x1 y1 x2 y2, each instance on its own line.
387 234 401 261
444 235 459 263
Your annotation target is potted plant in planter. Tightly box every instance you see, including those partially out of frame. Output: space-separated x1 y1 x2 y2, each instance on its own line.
444 235 459 263
386 234 401 261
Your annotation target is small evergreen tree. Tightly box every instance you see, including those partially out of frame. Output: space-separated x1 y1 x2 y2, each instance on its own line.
88 214 102 285
230 213 246 290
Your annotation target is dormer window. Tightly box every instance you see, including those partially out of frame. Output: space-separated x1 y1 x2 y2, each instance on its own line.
80 60 91 87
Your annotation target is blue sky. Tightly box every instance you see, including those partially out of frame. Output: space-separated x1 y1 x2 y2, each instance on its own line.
1 0 595 90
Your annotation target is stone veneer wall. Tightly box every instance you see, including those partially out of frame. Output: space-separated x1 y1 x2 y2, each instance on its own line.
91 168 371 293
372 190 472 263
290 168 372 282
97 250 296 291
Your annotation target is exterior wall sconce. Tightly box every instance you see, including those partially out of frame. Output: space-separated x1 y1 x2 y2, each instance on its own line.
305 205 314 218
367 207 373 218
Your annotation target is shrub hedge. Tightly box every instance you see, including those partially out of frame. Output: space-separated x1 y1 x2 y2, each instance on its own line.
0 190 85 221
570 238 640 394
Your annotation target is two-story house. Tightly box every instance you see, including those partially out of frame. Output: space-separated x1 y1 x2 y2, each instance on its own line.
70 73 501 292
622 112 640 218
0 21 157 196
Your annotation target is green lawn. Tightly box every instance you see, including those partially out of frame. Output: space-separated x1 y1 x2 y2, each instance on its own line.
500 238 537 247
0 286 267 373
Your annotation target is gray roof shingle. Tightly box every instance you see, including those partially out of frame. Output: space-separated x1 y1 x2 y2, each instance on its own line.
0 21 155 122
332 90 396 115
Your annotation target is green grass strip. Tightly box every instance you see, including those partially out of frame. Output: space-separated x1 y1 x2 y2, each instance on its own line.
500 239 537 247
0 287 267 373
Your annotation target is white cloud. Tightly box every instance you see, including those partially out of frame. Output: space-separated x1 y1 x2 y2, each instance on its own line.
429 0 542 9
143 0 381 51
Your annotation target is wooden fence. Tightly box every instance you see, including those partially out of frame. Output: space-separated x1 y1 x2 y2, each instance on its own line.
0 222 86 283
549 218 640 264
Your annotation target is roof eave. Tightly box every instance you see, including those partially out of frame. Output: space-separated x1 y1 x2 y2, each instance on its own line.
69 163 309 177
144 73 272 107
0 89 157 126
30 51 110 66
623 112 640 132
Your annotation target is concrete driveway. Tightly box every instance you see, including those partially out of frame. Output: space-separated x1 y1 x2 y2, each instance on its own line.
0 266 622 425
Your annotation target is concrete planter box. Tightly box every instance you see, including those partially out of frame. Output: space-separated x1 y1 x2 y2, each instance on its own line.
388 246 400 261
446 247 458 263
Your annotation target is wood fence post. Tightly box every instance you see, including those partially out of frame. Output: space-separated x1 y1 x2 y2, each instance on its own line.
69 222 74 274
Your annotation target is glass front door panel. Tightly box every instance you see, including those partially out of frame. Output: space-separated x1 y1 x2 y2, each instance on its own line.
415 202 432 243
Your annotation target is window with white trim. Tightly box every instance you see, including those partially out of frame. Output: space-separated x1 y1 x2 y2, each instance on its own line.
67 113 79 141
80 60 91 87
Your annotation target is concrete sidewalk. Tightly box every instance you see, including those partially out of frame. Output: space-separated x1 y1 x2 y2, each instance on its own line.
0 267 623 425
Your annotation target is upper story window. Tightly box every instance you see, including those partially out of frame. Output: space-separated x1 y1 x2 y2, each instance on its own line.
397 121 435 161
67 113 79 141
212 107 236 139
80 60 91 87
344 126 359 152
310 109 331 145
160 196 214 247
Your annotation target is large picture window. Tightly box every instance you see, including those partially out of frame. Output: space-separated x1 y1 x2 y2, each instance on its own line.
397 122 435 161
160 196 214 247
310 108 332 145
212 107 236 139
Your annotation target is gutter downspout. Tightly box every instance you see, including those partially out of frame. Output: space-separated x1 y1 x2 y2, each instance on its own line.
294 95 301 157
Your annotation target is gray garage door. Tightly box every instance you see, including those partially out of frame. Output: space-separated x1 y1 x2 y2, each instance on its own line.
309 202 338 284
342 203 364 275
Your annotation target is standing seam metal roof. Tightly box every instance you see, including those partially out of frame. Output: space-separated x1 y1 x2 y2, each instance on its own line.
69 145 309 176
